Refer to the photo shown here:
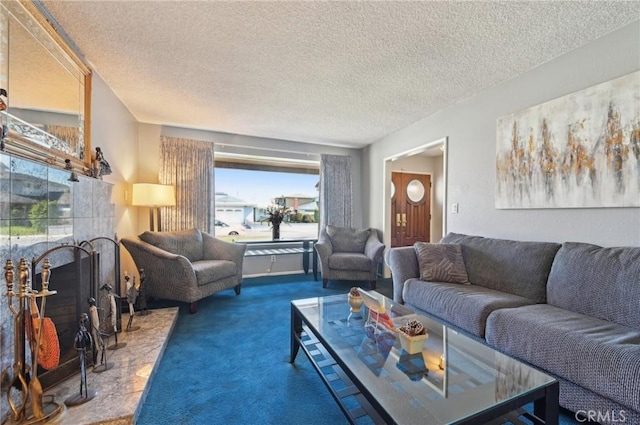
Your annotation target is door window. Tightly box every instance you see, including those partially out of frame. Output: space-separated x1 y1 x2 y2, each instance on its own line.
406 179 425 202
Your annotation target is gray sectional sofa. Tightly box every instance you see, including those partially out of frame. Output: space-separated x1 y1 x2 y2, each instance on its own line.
386 233 640 424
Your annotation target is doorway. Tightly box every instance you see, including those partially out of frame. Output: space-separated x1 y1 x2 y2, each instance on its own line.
383 137 447 273
391 172 431 247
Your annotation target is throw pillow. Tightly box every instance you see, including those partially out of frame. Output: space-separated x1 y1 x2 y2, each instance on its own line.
414 242 470 284
326 225 370 253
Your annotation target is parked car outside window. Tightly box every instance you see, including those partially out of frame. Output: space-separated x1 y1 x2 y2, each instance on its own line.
214 220 246 236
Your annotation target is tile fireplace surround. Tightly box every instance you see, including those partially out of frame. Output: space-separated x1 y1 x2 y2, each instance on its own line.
1 152 116 420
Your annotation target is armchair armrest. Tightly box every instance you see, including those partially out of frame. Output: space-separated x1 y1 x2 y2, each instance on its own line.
128 238 183 261
314 241 333 258
121 237 198 297
385 246 420 303
364 232 385 262
314 229 333 272
202 233 247 264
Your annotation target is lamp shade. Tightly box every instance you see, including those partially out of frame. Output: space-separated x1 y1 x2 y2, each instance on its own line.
132 183 176 207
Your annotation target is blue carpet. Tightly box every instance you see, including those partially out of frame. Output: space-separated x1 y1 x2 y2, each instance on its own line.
138 274 581 425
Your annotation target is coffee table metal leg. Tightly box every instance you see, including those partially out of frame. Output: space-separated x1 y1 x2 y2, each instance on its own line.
290 304 303 362
534 382 559 425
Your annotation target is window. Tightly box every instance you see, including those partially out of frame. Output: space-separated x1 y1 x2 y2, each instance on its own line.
214 153 319 241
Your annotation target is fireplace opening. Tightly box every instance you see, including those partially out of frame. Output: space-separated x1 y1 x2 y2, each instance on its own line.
32 252 95 390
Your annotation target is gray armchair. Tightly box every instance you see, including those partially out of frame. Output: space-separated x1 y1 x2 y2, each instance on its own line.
121 228 246 313
315 225 385 289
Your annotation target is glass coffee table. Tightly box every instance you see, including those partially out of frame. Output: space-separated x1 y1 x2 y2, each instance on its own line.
290 292 559 424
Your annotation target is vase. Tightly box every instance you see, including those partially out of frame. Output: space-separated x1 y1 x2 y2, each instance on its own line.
348 294 364 313
272 223 280 240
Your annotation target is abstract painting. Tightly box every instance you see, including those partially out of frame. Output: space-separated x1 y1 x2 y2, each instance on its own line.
496 71 639 208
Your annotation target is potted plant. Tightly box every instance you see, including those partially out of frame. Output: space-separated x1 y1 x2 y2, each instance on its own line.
261 204 292 240
397 319 428 354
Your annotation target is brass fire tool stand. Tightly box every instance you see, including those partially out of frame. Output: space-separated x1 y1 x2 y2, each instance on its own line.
4 258 65 424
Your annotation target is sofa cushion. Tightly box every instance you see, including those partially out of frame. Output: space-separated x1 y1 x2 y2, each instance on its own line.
547 242 640 330
139 228 203 262
192 260 237 285
414 242 469 284
402 278 535 338
328 253 372 272
440 233 561 303
326 225 370 253
486 303 640 412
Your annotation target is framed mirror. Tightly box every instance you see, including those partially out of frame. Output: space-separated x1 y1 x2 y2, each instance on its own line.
0 0 91 169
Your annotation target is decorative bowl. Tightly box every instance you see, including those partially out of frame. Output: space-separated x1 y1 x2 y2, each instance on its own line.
348 293 364 313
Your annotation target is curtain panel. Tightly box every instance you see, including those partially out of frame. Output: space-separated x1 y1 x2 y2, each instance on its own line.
159 136 214 233
319 154 352 230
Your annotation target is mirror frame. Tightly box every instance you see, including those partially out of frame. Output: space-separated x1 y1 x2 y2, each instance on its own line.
2 0 92 170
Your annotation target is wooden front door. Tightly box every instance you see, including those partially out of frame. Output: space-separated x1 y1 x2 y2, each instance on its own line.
391 172 431 247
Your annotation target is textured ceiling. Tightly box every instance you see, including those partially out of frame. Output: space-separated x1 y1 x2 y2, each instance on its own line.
41 1 640 149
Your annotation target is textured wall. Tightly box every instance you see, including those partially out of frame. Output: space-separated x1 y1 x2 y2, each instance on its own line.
89 73 141 287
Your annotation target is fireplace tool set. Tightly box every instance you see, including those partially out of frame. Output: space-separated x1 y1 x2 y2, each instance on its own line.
4 258 65 424
81 237 124 351
4 237 132 421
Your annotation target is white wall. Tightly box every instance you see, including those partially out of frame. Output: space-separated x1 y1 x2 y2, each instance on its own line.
135 123 162 232
91 72 140 282
365 21 640 247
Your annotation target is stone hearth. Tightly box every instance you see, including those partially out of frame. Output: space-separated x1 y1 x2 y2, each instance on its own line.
44 307 178 425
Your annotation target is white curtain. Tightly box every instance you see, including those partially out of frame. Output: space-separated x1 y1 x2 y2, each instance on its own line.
319 154 352 230
159 136 214 233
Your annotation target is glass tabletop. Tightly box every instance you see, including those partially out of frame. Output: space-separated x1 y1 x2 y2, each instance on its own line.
292 291 556 424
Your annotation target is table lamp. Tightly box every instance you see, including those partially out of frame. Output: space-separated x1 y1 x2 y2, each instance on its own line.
132 183 175 231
